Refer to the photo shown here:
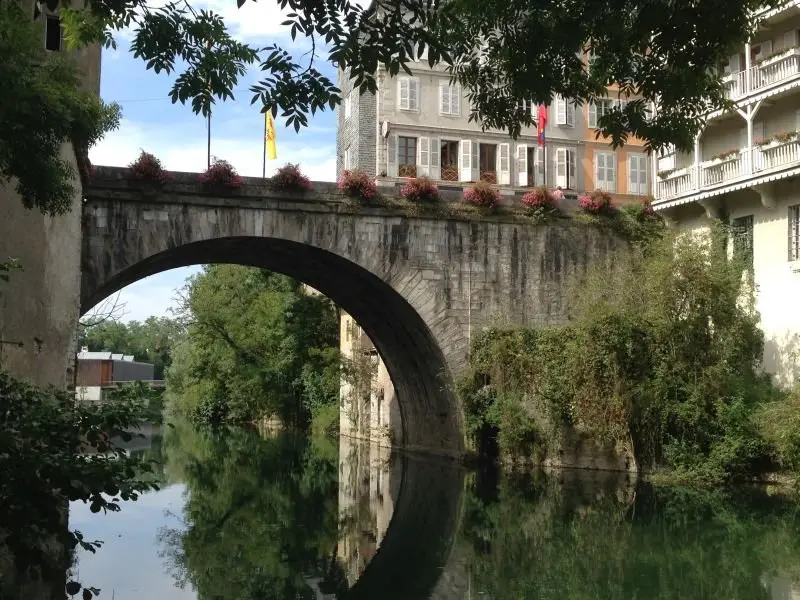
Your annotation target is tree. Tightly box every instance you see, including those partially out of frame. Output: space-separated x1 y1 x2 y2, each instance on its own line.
165 265 339 427
0 2 119 215
62 0 777 152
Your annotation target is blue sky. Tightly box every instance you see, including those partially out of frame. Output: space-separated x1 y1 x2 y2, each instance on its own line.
88 3 345 322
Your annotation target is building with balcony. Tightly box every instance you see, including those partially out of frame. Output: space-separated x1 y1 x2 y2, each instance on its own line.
336 58 652 204
653 0 800 385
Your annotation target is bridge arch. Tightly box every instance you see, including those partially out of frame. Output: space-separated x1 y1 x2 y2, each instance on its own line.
82 235 461 454
82 166 621 455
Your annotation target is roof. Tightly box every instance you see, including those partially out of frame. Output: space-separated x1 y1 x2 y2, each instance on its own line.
77 351 139 362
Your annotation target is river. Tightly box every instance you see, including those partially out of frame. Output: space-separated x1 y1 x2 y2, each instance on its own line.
68 421 800 599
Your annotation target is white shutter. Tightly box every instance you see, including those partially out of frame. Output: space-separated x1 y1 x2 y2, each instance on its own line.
450 84 461 116
556 96 567 125
498 143 510 185
460 140 473 181
588 103 598 128
471 142 479 181
567 149 576 189
555 148 567 187
398 78 409 110
417 137 430 176
629 155 648 195
439 83 449 115
430 138 440 180
566 102 575 127
409 78 419 111
608 153 617 191
517 144 528 187
387 134 398 177
535 147 546 186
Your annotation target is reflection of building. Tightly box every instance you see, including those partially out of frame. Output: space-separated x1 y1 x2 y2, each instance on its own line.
336 49 651 204
339 311 400 444
75 347 155 403
653 3 800 386
336 436 401 586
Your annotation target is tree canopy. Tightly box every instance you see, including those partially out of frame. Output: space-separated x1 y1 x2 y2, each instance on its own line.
0 2 119 215
62 0 779 152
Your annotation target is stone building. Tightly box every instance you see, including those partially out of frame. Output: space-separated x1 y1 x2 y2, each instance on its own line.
0 1 101 388
335 41 652 442
653 0 800 386
336 52 652 204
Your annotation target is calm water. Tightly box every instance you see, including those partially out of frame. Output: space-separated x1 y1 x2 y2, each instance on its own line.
68 422 800 600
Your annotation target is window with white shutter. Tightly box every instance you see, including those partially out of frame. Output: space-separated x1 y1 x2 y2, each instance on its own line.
517 144 528 187
628 154 648 195
595 152 616 192
535 147 546 185
556 96 567 125
417 137 430 176
430 137 440 180
387 134 398 177
588 99 614 128
398 77 420 111
498 143 511 185
440 83 461 116
554 148 577 188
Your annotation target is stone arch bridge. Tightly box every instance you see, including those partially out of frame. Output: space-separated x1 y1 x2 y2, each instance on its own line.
83 167 619 456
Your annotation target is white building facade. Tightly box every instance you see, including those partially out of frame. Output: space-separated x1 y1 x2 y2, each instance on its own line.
654 1 800 386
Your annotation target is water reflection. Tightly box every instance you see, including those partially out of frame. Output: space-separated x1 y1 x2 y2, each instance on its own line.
66 423 800 600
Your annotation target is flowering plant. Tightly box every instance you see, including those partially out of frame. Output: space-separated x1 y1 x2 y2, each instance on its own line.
640 195 656 217
270 163 313 191
520 185 558 211
463 180 500 209
128 150 169 184
199 158 243 189
400 176 440 203
579 189 616 215
338 169 377 201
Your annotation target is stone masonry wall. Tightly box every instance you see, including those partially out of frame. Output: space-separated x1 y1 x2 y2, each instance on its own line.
83 167 624 454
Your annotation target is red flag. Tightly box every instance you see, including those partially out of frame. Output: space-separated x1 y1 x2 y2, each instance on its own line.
537 104 548 147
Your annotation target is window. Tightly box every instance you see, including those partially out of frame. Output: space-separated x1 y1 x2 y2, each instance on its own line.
628 154 648 195
479 143 497 183
595 152 617 192
343 146 351 170
440 83 461 116
555 148 576 188
732 215 754 266
441 141 459 181
790 205 800 261
555 95 574 127
45 16 62 52
398 77 419 111
398 136 417 177
588 99 614 128
343 94 351 119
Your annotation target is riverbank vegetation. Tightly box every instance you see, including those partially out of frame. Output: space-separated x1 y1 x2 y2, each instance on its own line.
0 376 157 598
164 265 340 431
459 224 799 485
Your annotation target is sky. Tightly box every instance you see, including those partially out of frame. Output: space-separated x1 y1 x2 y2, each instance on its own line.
87 3 344 322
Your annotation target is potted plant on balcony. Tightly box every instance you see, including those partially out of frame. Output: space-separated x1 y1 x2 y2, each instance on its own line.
337 169 378 203
400 176 441 204
710 149 740 164
268 163 313 192
199 158 243 193
463 180 500 210
520 185 560 221
128 150 169 192
578 189 616 216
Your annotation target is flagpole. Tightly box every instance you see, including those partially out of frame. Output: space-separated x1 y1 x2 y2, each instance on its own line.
262 112 267 178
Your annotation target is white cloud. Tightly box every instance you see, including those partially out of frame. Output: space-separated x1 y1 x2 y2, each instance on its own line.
111 269 200 323
91 117 337 181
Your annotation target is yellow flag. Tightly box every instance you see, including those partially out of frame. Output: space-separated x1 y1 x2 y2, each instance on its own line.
265 112 277 160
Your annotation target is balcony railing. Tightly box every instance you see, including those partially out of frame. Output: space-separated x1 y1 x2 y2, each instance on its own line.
441 166 458 181
656 168 695 200
722 48 800 100
656 139 800 202
480 170 497 184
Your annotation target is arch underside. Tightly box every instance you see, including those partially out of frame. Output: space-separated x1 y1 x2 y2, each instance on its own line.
81 236 463 456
